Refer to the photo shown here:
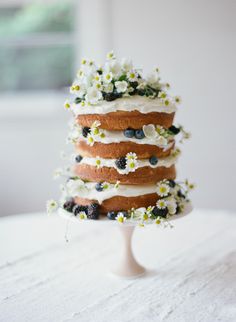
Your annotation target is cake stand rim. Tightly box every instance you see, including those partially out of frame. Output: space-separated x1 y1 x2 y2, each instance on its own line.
58 202 193 226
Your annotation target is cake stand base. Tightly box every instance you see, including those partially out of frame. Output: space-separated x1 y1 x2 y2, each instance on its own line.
111 225 145 278
58 202 192 279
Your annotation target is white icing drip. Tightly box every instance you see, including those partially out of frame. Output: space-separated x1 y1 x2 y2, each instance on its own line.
71 96 176 115
68 182 157 204
80 151 179 175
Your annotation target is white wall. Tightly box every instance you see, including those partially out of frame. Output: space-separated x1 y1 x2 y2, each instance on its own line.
110 0 236 211
0 0 235 216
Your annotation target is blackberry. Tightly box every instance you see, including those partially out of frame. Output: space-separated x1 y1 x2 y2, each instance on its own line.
63 199 75 213
104 93 117 101
152 206 168 218
82 127 90 138
137 89 145 96
107 211 116 220
168 179 176 188
73 204 88 216
169 125 180 135
177 189 186 199
87 203 99 220
75 155 83 163
95 182 103 191
135 129 145 139
115 157 127 170
176 204 181 215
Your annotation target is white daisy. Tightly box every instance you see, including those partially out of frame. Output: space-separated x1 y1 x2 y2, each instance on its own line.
156 199 167 209
115 80 128 93
103 83 114 93
78 211 87 220
87 134 94 146
103 72 113 83
127 70 138 82
158 91 167 99
156 125 165 135
114 181 120 189
126 159 138 172
70 82 86 98
126 152 137 160
95 157 101 168
85 87 102 104
102 182 110 190
106 50 115 60
91 120 101 128
64 100 71 109
143 124 157 139
121 57 133 72
116 213 127 223
46 199 58 215
157 182 170 197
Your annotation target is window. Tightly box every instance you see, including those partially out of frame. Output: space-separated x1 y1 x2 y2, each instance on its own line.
0 1 76 92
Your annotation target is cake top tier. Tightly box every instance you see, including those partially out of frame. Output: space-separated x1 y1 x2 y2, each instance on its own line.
64 51 181 115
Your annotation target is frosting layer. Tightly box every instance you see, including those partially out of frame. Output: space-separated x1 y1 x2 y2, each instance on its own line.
72 96 176 116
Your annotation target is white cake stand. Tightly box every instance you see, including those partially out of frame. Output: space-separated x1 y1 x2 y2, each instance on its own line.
59 203 192 278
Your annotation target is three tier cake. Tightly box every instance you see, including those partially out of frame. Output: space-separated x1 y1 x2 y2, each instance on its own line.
48 51 193 225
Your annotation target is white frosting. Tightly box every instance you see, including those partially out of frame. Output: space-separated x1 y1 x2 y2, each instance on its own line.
81 130 174 148
67 181 157 204
80 150 179 175
71 96 176 115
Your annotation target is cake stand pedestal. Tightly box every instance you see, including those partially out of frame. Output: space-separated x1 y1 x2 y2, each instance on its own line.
111 225 145 278
59 203 192 279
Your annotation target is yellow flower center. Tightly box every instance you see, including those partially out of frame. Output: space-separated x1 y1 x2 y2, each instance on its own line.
74 85 80 91
143 213 149 221
93 128 99 135
106 74 111 80
129 162 135 168
155 219 161 225
118 216 124 223
81 59 86 65
164 99 169 106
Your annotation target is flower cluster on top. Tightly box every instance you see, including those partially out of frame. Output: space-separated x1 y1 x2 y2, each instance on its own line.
64 51 181 108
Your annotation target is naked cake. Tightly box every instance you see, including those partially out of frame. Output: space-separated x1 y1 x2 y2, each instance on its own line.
47 51 194 224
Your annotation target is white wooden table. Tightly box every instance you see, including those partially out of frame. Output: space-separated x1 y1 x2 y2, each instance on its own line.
0 209 236 322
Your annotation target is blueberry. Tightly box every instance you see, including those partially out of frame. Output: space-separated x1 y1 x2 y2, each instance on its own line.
95 182 103 191
135 129 145 139
169 125 180 135
124 128 135 138
107 211 116 220
63 199 75 213
152 206 168 218
168 179 176 188
149 156 158 165
87 203 99 220
115 157 127 170
75 155 83 163
73 204 88 216
82 127 90 138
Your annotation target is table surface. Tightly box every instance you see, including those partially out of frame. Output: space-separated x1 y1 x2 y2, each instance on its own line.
0 209 236 322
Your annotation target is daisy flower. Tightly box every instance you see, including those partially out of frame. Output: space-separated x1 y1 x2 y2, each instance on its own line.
87 134 94 146
70 82 86 98
64 100 71 109
78 211 87 220
103 72 113 83
127 70 138 82
156 199 167 209
126 152 137 160
121 57 133 72
103 83 114 93
95 157 101 168
106 50 115 60
126 159 138 172
46 199 58 215
85 87 102 104
157 182 170 197
116 213 127 223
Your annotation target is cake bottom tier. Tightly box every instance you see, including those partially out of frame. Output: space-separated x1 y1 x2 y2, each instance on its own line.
74 193 159 214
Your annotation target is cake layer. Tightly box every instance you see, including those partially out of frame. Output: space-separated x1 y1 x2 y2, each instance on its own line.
73 164 176 185
74 193 159 214
76 110 175 130
76 140 174 159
